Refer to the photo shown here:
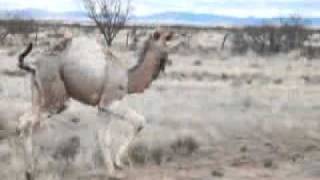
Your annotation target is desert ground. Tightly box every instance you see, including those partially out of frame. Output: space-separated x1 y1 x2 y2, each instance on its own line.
1 26 320 180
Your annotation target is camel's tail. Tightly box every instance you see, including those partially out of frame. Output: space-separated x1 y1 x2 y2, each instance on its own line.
18 43 35 74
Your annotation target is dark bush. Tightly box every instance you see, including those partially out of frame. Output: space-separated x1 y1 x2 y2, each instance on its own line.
301 46 320 59
128 142 149 165
170 135 199 156
230 15 312 55
0 13 38 43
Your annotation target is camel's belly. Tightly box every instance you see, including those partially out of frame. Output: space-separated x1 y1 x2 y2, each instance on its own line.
59 36 128 106
62 59 106 106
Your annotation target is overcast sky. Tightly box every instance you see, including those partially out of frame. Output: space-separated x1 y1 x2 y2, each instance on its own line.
0 0 319 18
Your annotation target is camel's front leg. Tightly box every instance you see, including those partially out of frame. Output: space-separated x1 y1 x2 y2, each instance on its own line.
111 104 146 169
97 128 127 179
98 100 146 174
114 134 133 169
105 101 146 133
18 110 41 135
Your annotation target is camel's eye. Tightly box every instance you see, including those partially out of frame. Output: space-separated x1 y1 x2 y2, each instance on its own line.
118 85 125 91
153 31 161 40
166 34 173 41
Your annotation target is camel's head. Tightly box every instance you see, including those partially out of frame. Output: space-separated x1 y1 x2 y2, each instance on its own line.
128 29 174 94
152 29 174 47
149 29 174 74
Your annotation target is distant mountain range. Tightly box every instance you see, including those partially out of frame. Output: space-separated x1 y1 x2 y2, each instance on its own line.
1 9 320 26
0 9 88 22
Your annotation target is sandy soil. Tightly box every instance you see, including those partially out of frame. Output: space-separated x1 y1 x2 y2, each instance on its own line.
0 29 320 180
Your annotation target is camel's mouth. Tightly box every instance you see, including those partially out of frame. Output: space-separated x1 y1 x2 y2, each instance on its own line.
151 57 167 80
159 57 168 72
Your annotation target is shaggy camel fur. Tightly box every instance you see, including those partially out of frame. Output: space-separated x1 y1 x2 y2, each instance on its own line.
18 29 173 178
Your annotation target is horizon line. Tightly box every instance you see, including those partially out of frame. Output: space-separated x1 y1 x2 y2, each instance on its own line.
2 8 320 19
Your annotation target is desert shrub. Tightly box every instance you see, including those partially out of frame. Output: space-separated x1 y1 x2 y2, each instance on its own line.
46 23 64 38
129 135 200 166
150 147 165 165
301 46 320 59
53 136 81 163
231 31 249 54
129 136 199 166
82 0 131 47
1 69 27 77
170 135 199 156
128 142 149 165
128 27 138 50
230 15 312 55
128 142 168 166
0 13 38 44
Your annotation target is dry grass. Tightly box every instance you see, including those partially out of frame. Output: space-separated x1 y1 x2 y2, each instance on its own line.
0 24 320 179
170 135 199 156
1 69 27 77
128 134 200 166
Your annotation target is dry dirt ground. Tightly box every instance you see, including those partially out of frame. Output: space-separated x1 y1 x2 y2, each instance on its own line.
1 28 320 180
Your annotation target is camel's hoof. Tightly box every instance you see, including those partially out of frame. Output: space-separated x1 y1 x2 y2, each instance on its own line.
16 127 22 136
114 161 125 170
25 171 34 180
109 171 127 180
137 125 143 133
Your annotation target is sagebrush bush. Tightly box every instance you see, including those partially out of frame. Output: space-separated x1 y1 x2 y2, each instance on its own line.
150 147 165 165
128 135 200 166
229 16 312 55
170 135 199 156
0 14 38 43
301 46 320 59
128 142 149 165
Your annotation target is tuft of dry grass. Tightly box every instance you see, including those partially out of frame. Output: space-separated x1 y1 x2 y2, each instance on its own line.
193 60 202 66
1 69 27 77
128 142 149 165
128 134 200 166
301 46 320 59
7 49 18 56
150 147 165 165
53 136 81 163
170 135 199 156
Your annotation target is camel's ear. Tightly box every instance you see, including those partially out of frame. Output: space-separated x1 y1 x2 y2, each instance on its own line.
165 32 174 41
153 31 161 40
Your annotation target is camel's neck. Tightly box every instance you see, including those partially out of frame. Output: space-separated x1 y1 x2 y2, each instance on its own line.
127 53 159 94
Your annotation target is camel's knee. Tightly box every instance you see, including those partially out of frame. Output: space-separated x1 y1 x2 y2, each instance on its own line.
18 112 33 134
136 120 144 134
131 113 146 134
18 111 42 136
106 102 146 131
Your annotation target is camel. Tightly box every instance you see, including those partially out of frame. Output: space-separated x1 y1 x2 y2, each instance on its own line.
18 29 173 178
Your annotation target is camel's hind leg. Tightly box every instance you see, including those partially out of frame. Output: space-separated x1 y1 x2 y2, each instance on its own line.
19 78 69 180
18 79 42 133
18 80 42 180
18 111 38 180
